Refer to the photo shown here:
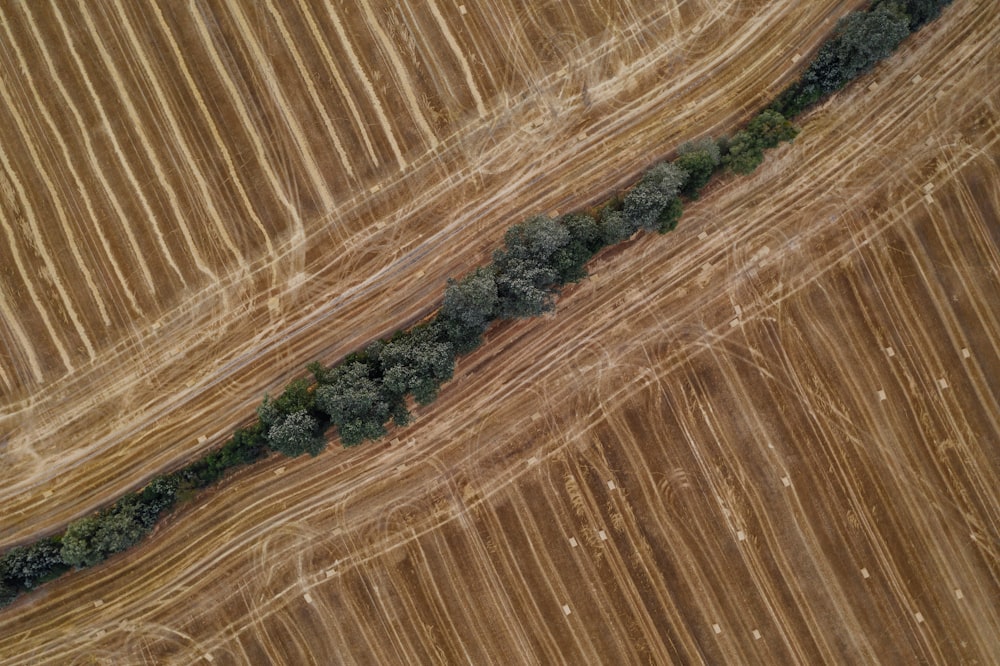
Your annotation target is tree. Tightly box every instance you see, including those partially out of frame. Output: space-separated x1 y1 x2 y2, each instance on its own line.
675 137 721 198
92 501 150 556
724 110 798 174
438 266 498 352
552 213 601 284
60 516 105 569
315 362 391 447
265 409 325 457
775 7 910 116
492 216 570 319
137 476 179 524
622 162 687 232
599 208 632 246
378 325 455 405
0 538 63 590
873 0 952 29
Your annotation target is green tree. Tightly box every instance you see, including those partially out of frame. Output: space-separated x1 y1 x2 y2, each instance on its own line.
60 516 105 569
265 409 325 457
92 501 150 556
0 538 64 590
438 266 498 352
599 208 632 245
775 7 910 116
675 137 721 199
552 213 602 283
315 362 391 446
622 162 687 232
492 216 570 319
378 325 455 405
873 0 952 29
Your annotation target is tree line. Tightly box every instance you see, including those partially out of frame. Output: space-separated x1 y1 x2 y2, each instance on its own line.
0 0 951 608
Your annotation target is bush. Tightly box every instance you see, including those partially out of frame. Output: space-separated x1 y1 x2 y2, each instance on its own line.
218 424 267 468
0 579 16 607
257 378 315 430
724 110 798 174
657 197 685 234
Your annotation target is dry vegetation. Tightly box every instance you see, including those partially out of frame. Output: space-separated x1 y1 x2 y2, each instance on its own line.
3 0 999 664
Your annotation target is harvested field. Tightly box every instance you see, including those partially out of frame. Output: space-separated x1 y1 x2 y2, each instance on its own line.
0 0 865 545
3 0 998 664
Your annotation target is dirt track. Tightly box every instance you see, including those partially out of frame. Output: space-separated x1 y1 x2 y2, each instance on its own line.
2 1 997 663
0 0 862 545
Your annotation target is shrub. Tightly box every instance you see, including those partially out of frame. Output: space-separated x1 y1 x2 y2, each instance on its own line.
657 197 685 234
257 378 315 430
724 110 798 174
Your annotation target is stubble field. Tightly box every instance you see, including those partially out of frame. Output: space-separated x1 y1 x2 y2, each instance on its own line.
0 0 861 544
3 0 999 664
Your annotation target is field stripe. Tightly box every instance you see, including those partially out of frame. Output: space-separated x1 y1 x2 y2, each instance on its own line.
283 0 381 168
119 1 248 272
356 0 438 149
220 0 341 208
0 286 44 385
313 1 408 170
47 4 188 288
19 4 154 307
0 169 75 371
100 2 224 284
424 0 487 118
143 0 301 253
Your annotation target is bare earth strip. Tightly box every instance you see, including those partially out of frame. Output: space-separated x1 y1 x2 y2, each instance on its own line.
0 0 860 544
1 1 997 663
